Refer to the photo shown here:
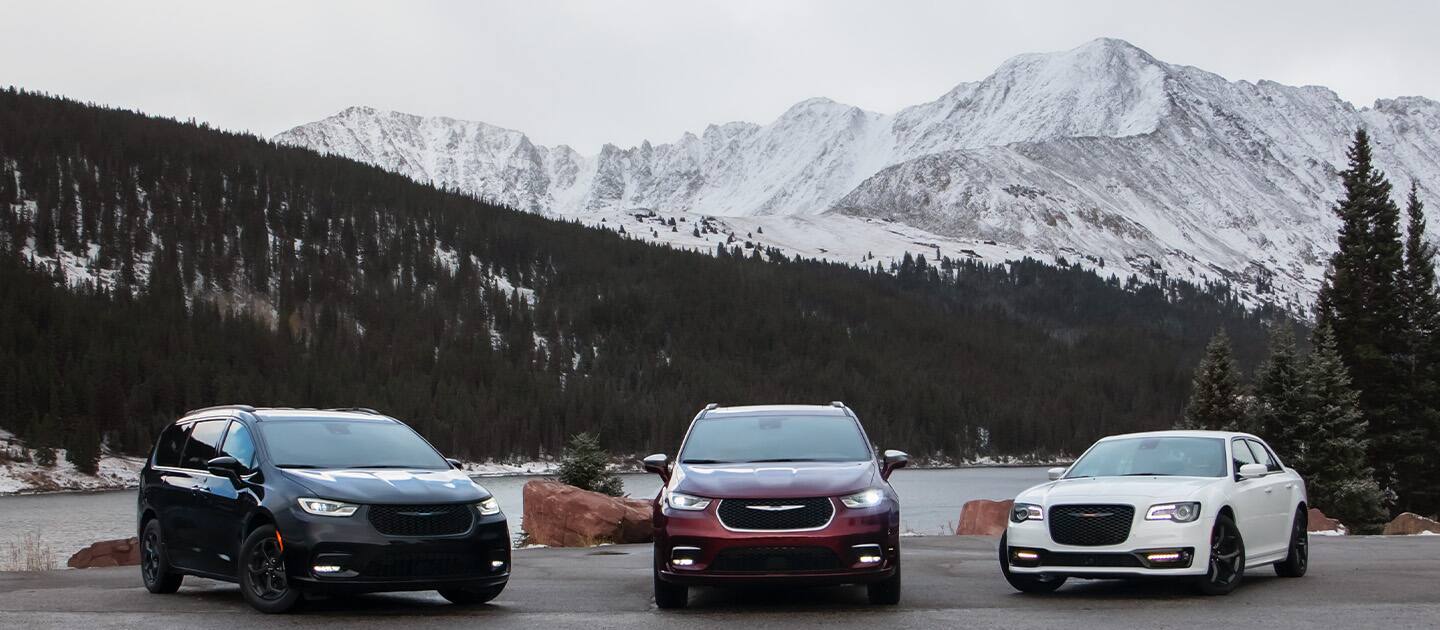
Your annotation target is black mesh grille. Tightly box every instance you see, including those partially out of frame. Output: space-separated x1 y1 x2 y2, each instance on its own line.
711 547 841 573
360 552 489 578
367 504 474 537
1040 551 1144 568
717 498 834 530
1048 504 1134 546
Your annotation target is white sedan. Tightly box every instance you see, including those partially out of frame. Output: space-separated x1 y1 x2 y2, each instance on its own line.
1001 430 1309 595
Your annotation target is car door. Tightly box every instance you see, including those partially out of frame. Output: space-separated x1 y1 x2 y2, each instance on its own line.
150 422 199 565
196 420 261 576
1228 437 1277 559
174 419 229 574
1244 438 1294 554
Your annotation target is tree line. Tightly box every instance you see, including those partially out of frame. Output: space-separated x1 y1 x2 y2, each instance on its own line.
1182 130 1439 526
0 88 1278 473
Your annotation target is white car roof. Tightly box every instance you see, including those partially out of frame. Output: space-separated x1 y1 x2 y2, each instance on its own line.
706 404 846 416
1098 429 1260 441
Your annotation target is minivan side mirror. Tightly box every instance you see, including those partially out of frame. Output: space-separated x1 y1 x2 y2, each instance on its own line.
446 458 464 470
1047 467 1067 481
881 450 909 480
642 453 671 482
1237 463 1268 480
206 456 247 477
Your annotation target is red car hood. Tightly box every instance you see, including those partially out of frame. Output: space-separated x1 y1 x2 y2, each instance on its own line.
672 460 879 499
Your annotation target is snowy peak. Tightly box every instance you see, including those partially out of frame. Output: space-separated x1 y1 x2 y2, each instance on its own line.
273 38 1440 304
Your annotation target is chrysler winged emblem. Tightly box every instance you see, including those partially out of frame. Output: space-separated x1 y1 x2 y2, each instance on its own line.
746 504 805 511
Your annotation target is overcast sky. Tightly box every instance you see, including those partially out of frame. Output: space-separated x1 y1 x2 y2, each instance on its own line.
2 1 1437 153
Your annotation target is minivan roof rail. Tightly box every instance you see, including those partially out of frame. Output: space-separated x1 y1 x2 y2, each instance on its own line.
704 402 719 410
184 404 256 416
830 401 846 408
326 407 381 415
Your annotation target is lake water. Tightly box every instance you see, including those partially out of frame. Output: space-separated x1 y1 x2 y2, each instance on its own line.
0 467 1050 568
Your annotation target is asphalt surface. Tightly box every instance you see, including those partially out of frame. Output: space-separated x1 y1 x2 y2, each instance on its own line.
0 536 1436 629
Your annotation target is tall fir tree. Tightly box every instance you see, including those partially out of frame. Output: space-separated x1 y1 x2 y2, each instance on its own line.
1315 129 1413 511
1253 326 1305 460
1293 326 1389 530
1179 330 1247 431
1398 182 1440 515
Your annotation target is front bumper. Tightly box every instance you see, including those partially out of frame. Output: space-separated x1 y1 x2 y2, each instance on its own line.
1004 515 1210 578
276 506 511 594
654 499 899 586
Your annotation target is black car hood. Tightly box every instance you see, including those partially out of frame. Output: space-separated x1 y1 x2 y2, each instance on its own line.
279 468 491 504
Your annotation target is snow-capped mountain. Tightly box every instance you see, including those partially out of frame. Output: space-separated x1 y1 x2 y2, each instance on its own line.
274 38 1440 305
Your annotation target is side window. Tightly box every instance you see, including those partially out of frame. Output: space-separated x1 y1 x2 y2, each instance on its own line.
221 421 258 469
1246 440 1281 472
1231 438 1257 474
154 423 190 468
181 420 227 470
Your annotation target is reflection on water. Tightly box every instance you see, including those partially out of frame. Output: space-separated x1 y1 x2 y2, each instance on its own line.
0 467 1049 568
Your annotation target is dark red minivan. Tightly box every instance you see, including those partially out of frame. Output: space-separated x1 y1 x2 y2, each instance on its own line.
643 403 908 608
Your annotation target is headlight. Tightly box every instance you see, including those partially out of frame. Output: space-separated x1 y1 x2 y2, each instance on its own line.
667 492 711 511
298 497 359 517
1146 502 1201 522
1011 503 1044 522
840 488 884 509
477 497 501 516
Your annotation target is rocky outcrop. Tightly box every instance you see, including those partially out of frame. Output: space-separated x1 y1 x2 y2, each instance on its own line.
1307 507 1347 534
521 479 653 547
1383 512 1440 536
955 499 1013 536
67 537 140 569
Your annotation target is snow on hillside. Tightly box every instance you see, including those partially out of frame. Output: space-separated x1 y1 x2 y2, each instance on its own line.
0 430 145 496
274 38 1440 308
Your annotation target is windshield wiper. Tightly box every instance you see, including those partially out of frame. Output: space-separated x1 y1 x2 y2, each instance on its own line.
747 458 826 463
277 464 323 469
1120 472 1173 476
680 459 734 464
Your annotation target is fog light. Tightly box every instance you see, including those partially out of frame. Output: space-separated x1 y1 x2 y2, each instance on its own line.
1014 550 1039 561
670 546 701 569
313 564 343 574
852 543 884 565
858 554 882 564
491 560 506 569
1146 552 1182 563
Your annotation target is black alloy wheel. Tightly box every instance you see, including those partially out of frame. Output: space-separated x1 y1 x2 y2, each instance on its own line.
1196 514 1245 595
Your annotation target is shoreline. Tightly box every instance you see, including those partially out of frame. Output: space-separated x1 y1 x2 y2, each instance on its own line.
0 461 1069 498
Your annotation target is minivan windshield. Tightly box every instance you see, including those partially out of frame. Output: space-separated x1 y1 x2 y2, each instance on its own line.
679 414 871 464
1065 436 1227 478
259 420 450 470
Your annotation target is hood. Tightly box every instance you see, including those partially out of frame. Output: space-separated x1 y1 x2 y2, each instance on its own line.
280 468 491 505
1018 476 1224 505
672 460 878 499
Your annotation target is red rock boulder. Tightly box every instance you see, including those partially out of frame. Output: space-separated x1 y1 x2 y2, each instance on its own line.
1307 507 1347 534
955 499 1014 536
521 479 654 547
1382 512 1440 536
68 537 141 569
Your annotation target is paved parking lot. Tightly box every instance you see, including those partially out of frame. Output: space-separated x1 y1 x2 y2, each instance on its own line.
1 535 1437 629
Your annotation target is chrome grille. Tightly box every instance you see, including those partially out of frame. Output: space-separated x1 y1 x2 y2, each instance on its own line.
716 497 834 531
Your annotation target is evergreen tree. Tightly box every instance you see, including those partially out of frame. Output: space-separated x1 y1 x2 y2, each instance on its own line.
1293 326 1388 530
1398 182 1440 515
1252 326 1305 459
1315 129 1412 510
1179 330 1247 431
64 416 102 475
556 432 623 497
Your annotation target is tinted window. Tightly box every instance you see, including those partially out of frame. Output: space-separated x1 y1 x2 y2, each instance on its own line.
1246 439 1281 472
679 414 872 464
1232 438 1258 472
154 423 190 468
1065 437 1227 478
221 422 258 469
258 420 448 469
181 421 227 470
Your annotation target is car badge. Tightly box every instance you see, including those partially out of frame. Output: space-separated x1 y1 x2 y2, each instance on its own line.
746 504 805 511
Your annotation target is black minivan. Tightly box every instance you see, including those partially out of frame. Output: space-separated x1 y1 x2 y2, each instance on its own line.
137 405 510 613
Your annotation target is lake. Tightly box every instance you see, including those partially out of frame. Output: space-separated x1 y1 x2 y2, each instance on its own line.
0 466 1050 568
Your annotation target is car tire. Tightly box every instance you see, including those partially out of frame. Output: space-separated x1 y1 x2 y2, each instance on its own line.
1273 507 1308 578
653 569 689 609
139 519 184 594
438 583 505 605
866 553 902 605
239 525 303 614
998 533 1066 594
1195 513 1245 595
